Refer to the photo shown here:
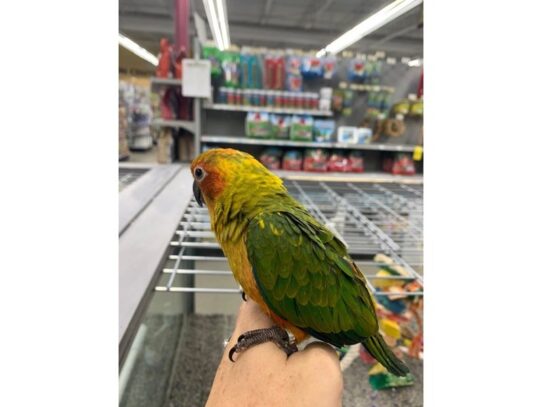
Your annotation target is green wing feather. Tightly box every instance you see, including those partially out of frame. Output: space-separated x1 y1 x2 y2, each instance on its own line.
246 209 378 343
246 208 410 376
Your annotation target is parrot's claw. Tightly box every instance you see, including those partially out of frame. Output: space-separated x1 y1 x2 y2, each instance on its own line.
241 291 247 301
228 326 298 362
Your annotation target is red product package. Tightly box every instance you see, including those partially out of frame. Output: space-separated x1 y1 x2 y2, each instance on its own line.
385 153 416 175
349 151 365 173
303 148 328 172
328 151 352 172
282 150 303 171
259 148 282 170
265 56 285 90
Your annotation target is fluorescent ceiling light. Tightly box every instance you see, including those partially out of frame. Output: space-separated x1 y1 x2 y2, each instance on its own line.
317 0 423 56
203 0 230 51
119 33 158 66
408 58 422 67
216 0 230 49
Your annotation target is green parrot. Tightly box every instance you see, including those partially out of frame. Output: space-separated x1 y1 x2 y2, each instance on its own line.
191 148 409 376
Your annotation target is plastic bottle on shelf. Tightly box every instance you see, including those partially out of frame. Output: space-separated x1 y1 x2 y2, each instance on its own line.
218 87 227 104
286 92 294 109
294 93 303 110
243 89 251 106
226 88 235 105
303 93 311 110
276 91 284 108
266 90 275 107
259 90 267 107
311 93 318 110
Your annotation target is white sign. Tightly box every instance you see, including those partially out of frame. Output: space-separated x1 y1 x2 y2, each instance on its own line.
182 59 211 98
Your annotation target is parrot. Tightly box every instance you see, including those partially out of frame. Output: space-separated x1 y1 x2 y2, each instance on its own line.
191 148 409 376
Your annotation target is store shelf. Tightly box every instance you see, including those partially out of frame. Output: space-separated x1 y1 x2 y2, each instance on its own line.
273 170 423 184
150 77 183 88
201 135 417 152
338 82 395 93
152 118 196 133
155 176 423 297
204 102 333 117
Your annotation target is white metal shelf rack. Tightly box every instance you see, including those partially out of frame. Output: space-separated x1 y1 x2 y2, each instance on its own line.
204 102 333 117
201 135 417 152
155 178 423 298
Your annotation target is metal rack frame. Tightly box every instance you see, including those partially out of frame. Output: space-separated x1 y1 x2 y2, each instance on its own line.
155 177 423 298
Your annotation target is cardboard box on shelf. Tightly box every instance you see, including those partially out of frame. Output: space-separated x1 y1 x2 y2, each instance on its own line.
157 129 173 164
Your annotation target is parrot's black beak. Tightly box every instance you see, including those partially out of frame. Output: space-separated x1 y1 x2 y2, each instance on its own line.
193 181 204 207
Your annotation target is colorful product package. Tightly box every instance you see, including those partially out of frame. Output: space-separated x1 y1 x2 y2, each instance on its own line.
290 115 313 141
380 92 392 112
202 44 222 76
240 53 263 89
337 126 372 144
393 99 411 115
313 119 335 142
409 98 423 116
348 58 366 81
349 151 365 172
341 90 354 116
282 150 303 171
328 151 352 172
365 60 383 80
355 127 372 144
301 56 323 78
264 55 285 90
319 87 333 111
285 56 303 91
221 51 241 88
383 153 416 175
245 112 272 138
337 126 358 143
322 56 337 79
332 89 344 112
270 114 291 139
259 148 282 170
367 91 379 109
303 148 329 172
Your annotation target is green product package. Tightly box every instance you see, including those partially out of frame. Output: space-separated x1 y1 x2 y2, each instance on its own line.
341 90 354 116
246 112 272 138
270 114 291 139
290 115 314 141
202 44 222 76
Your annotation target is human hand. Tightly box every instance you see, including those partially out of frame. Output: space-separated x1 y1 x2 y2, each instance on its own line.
206 299 343 407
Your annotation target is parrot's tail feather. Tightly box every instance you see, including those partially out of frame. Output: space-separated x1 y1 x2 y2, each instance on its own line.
362 334 410 377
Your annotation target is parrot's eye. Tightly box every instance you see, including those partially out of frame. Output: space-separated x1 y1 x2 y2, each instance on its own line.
194 167 205 181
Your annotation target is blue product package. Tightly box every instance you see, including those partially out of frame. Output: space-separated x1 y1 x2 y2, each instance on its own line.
356 127 373 144
348 58 366 82
301 56 323 78
313 119 336 142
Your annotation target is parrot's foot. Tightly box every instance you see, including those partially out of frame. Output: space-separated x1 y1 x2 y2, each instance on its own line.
228 326 298 362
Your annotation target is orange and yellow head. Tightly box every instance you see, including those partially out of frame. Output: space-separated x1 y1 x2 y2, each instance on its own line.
190 148 282 210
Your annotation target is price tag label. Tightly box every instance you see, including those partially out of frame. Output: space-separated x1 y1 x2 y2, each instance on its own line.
182 59 211 98
413 146 423 161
